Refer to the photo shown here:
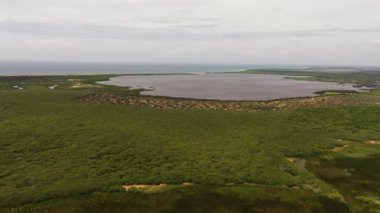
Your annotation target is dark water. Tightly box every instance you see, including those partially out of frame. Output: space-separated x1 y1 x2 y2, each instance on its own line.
0 61 260 76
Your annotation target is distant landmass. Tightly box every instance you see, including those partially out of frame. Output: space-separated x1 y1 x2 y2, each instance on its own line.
0 61 379 76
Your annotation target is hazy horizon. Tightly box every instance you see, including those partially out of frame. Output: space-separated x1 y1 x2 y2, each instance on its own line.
0 61 379 76
1 0 380 66
2 60 380 68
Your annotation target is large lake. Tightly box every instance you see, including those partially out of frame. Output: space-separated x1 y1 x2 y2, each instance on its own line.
99 74 365 101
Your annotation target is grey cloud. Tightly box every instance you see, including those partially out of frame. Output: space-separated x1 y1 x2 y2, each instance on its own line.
1 19 380 41
224 27 380 39
174 23 220 29
0 20 220 40
146 17 220 24
0 0 379 65
0 20 176 39
145 0 205 6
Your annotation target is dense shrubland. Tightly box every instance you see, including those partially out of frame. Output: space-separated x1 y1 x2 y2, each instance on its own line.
0 74 379 211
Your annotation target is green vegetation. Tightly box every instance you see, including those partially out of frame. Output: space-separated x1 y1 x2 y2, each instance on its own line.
0 74 379 212
307 142 380 213
241 70 380 87
0 186 348 213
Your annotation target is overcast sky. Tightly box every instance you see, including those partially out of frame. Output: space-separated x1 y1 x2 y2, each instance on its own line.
0 0 380 65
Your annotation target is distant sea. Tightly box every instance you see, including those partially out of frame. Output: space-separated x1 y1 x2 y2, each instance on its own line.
0 61 378 76
0 62 264 76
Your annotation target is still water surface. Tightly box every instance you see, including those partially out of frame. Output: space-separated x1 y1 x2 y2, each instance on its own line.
99 74 365 100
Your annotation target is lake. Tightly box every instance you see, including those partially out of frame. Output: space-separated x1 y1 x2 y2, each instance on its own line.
99 73 365 101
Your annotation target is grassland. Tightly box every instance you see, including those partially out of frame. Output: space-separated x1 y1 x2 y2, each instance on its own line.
0 72 379 212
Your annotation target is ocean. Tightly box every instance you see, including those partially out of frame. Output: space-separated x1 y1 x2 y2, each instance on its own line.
0 62 263 76
1 61 377 76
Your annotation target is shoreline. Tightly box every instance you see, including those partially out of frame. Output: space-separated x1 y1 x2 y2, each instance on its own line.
81 93 380 112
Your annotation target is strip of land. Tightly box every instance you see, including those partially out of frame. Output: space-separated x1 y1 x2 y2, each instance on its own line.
81 93 380 111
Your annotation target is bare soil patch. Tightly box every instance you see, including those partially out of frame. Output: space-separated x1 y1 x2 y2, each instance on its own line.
71 83 102 89
182 182 194 186
122 184 168 192
286 157 306 169
365 140 380 145
331 144 350 152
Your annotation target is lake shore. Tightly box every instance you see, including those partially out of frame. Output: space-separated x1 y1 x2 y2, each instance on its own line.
81 93 380 111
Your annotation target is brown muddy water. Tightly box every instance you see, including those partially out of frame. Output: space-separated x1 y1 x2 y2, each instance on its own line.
99 74 366 101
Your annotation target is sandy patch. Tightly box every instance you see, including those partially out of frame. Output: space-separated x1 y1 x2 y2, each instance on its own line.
286 157 306 169
365 140 380 145
331 144 349 152
71 83 102 89
13 85 24 90
182 182 194 186
122 184 167 192
49 85 58 90
68 79 81 82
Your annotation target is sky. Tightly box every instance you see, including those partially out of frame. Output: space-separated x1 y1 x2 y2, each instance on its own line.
0 0 380 66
